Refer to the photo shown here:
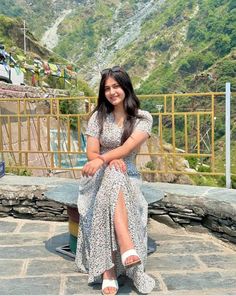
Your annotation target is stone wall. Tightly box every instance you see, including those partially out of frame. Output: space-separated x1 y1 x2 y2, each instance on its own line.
148 183 236 244
0 81 71 98
0 184 68 221
149 202 236 244
0 176 235 244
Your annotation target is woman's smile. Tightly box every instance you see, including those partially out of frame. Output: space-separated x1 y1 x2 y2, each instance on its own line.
104 77 125 107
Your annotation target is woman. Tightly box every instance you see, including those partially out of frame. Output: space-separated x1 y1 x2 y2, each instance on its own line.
75 66 155 295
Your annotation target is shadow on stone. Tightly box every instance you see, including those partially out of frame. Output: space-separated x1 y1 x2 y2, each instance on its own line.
44 232 73 261
148 236 157 254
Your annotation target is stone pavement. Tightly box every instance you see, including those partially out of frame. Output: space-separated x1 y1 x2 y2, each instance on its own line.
0 217 236 295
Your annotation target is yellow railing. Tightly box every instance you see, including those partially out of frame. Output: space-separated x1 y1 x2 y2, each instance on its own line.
0 92 234 178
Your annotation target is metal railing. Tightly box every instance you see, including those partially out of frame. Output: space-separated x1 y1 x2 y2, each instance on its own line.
0 91 234 181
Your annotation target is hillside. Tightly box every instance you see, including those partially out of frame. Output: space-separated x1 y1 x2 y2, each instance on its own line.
1 0 235 92
0 14 94 95
0 0 235 186
35 0 236 92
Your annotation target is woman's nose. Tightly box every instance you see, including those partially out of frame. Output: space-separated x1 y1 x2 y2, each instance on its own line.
110 87 116 95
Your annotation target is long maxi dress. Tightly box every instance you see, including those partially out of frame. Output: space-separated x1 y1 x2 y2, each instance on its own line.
75 109 155 294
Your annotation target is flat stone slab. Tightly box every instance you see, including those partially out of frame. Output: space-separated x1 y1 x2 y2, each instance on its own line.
146 254 200 271
45 180 164 207
0 277 60 295
162 271 236 291
20 223 50 233
199 254 236 269
27 259 76 276
0 233 49 245
148 233 202 241
0 245 58 259
151 182 236 203
0 260 23 276
0 217 236 295
0 175 164 208
0 220 17 232
0 175 75 186
156 241 223 254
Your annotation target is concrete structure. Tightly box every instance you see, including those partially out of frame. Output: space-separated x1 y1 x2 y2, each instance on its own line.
0 176 235 243
0 216 236 295
0 175 236 295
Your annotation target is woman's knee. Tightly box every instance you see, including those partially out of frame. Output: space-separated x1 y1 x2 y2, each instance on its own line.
104 166 126 180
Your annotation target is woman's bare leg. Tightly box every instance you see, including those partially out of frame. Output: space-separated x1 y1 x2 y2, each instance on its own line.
102 252 117 294
114 191 140 265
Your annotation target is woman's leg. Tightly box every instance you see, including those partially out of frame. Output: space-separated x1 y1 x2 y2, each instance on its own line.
102 252 117 294
114 190 140 265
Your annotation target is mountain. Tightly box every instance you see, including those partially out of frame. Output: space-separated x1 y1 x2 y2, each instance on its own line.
1 0 235 92
0 0 236 187
0 14 94 95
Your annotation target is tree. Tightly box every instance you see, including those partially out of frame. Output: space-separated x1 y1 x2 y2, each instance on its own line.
214 35 231 56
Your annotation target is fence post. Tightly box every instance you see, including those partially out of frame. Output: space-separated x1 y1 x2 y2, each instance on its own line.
225 82 231 189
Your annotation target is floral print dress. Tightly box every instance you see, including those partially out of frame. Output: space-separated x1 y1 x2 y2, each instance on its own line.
75 109 155 294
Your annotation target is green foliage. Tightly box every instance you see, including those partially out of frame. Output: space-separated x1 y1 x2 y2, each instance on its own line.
214 34 231 56
0 1 23 17
187 20 206 42
218 176 236 189
5 167 32 176
152 38 172 52
145 161 157 170
59 100 80 130
74 79 95 97
179 54 204 75
197 164 211 173
191 174 219 187
186 156 198 169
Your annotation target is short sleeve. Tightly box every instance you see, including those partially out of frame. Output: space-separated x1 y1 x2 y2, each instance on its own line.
133 110 153 136
85 111 100 138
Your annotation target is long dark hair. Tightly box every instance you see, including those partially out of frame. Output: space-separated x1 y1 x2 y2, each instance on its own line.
93 67 142 144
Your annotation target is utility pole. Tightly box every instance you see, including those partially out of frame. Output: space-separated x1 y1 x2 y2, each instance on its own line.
225 82 231 188
22 20 27 54
156 104 163 137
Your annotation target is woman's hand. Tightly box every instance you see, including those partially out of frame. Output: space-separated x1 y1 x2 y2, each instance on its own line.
109 159 127 173
82 158 104 177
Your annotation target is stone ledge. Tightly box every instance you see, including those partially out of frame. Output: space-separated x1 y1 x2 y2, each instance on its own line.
146 182 236 244
0 176 235 244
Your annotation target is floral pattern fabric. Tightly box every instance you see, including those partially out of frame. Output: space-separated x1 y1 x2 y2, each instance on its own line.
75 109 155 294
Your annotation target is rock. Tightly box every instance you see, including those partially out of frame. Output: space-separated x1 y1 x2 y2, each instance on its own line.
0 204 12 212
184 224 209 234
13 206 37 215
221 225 236 237
148 209 167 215
2 199 20 206
202 216 220 232
172 217 190 224
151 214 181 229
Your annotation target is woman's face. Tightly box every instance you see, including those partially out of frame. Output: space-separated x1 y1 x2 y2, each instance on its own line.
104 76 125 108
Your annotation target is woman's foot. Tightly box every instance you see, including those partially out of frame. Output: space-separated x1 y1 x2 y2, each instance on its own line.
121 249 141 268
102 267 118 295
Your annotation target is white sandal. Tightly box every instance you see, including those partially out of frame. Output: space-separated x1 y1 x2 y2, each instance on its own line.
102 279 119 295
121 249 141 268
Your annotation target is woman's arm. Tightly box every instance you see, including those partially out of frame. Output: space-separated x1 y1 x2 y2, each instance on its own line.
100 131 149 163
86 136 100 161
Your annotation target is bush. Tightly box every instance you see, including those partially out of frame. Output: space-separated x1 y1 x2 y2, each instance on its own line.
153 38 171 52
214 35 231 56
145 161 157 171
218 176 236 189
186 156 198 169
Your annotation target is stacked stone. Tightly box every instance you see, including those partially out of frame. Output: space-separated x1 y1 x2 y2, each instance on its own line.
0 81 70 98
0 185 68 221
149 201 236 244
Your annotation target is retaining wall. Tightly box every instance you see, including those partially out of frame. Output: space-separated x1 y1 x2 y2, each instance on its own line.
0 176 235 244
